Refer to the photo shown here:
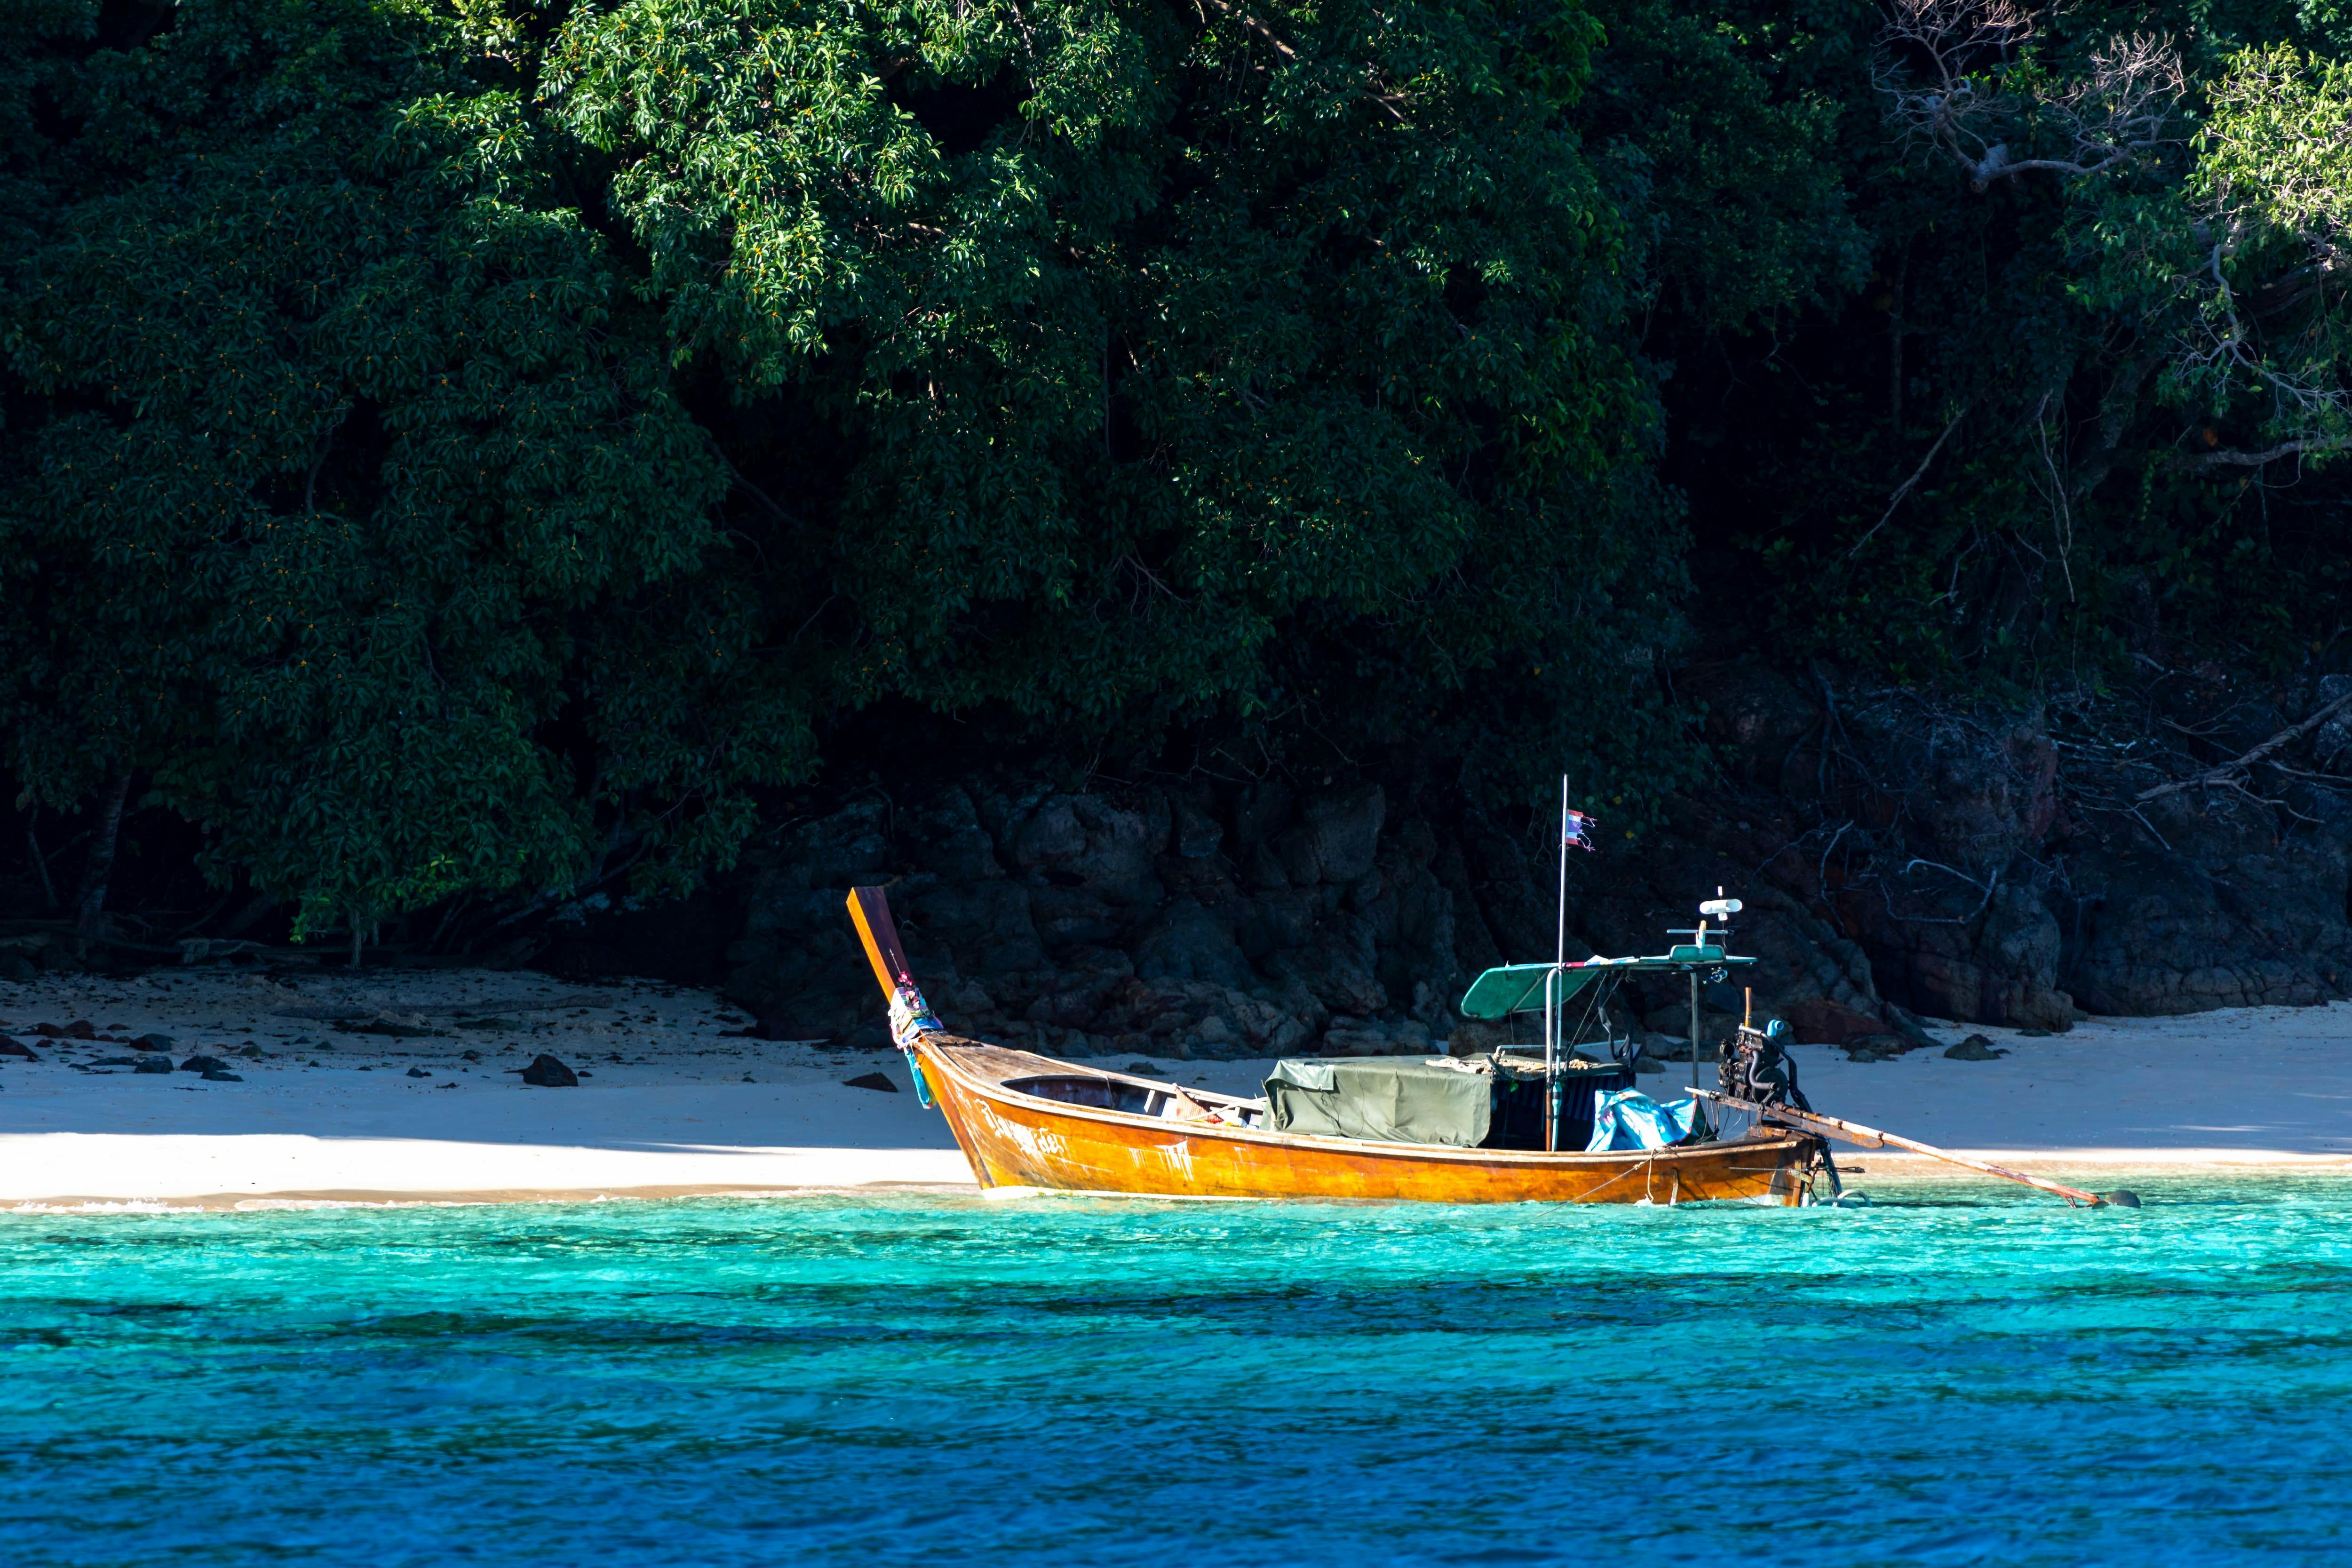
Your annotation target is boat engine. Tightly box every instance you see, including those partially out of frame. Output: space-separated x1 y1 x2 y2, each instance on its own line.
1718 1020 1812 1113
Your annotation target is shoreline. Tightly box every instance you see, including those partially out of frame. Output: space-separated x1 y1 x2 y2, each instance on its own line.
7 1143 2346 1213
5 1181 980 1213
4 967 2349 1208
14 1159 2350 1214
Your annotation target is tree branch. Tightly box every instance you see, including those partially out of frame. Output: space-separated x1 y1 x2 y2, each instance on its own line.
1844 402 1968 560
2135 687 2352 802
2180 438 2348 472
1197 0 1299 64
1876 4 2181 190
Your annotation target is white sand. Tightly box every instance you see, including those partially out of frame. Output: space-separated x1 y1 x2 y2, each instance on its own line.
0 967 968 1208
1 966 2347 1205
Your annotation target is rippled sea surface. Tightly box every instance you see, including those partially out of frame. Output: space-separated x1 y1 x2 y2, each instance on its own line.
5 1180 2349 1567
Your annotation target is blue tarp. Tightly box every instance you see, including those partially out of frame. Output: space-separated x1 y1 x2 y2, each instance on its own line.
1585 1089 1699 1152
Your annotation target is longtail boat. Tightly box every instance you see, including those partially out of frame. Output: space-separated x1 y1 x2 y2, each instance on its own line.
838 779 2136 1210
844 870 1835 1206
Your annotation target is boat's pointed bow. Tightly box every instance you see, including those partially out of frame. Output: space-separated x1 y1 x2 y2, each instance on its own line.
848 885 946 1107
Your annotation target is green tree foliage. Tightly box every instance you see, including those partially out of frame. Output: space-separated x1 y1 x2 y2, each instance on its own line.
2157 46 2352 455
0 0 1891 930
541 0 1680 785
0 0 781 936
1681 0 2352 685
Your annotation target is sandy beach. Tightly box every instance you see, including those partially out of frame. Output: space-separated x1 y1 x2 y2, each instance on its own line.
2 964 2348 1206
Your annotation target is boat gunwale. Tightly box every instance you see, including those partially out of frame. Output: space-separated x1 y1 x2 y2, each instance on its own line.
918 1035 1815 1171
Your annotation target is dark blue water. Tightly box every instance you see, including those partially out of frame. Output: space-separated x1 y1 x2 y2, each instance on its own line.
5 1182 2348 1566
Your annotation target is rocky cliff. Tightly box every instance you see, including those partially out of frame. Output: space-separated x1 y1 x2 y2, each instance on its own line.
547 666 2352 1057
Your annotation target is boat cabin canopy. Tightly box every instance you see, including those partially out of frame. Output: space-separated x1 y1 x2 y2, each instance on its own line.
1458 949 1755 1019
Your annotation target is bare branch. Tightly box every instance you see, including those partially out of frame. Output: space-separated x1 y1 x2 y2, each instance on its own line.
1895 857 2002 924
2179 436 2349 472
2029 391 2076 599
1844 401 1968 560
2134 686 2352 802
1875 0 2031 175
1876 2 2182 187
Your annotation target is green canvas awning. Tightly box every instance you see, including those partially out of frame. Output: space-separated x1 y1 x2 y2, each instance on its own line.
1458 950 1756 1019
1458 963 1601 1020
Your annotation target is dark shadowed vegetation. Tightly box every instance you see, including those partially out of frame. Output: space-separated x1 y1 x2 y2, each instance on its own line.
3 0 2350 957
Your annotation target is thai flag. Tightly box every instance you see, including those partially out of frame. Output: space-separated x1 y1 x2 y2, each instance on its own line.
1564 807 1597 852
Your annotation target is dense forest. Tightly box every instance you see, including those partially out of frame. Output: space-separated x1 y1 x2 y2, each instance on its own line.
4 0 2350 976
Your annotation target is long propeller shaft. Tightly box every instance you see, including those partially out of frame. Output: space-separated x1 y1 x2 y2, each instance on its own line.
1696 1090 2108 1208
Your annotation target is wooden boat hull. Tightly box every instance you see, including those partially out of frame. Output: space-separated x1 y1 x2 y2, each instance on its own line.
913 1036 1825 1205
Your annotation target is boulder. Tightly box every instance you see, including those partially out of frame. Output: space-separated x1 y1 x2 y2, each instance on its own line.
907 881 1045 978
1169 792 1224 860
906 786 1005 882
1266 943 1385 1019
1841 1034 1912 1062
1782 679 2352 1022
177 1055 231 1075
842 1072 898 1093
1944 1034 2009 1060
1777 999 1886 1046
1010 794 1164 905
2062 798 2351 1014
0 1036 37 1061
1012 796 1089 868
134 1056 173 1074
1133 900 1252 988
513 1053 579 1088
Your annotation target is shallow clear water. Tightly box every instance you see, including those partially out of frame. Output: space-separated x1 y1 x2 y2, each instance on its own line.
4 1180 2348 1567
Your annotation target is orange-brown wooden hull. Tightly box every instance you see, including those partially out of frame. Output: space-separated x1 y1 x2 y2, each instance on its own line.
914 1036 1823 1205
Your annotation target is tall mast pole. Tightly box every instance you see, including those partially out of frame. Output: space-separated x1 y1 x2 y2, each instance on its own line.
1556 777 1568 974
1548 777 1567 1152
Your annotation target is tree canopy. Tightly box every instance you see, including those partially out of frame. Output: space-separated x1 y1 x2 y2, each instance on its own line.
6 0 2352 944
1683 0 2352 687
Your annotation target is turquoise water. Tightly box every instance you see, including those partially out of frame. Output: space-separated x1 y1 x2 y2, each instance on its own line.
4 1182 2349 1567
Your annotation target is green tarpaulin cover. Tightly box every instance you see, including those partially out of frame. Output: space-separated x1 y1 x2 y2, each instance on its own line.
1263 1057 1493 1147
